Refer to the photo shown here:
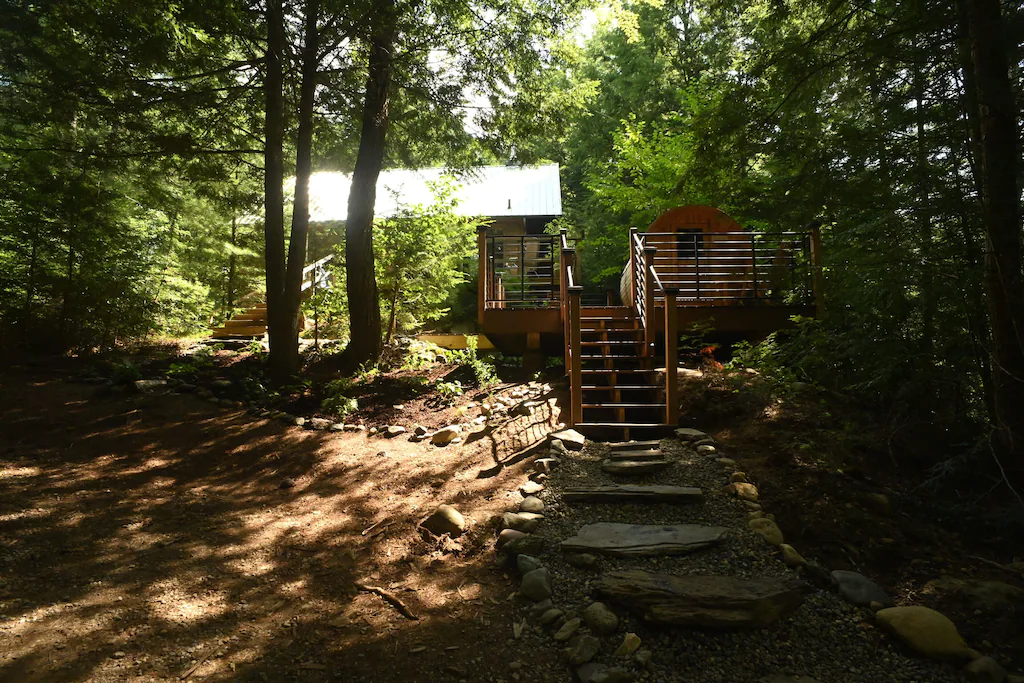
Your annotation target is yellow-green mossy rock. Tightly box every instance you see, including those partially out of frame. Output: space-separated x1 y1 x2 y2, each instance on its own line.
748 517 785 546
876 606 973 662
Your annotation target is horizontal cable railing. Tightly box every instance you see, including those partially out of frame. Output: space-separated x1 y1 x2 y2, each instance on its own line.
639 231 814 305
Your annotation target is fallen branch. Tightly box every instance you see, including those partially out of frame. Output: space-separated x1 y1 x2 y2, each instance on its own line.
179 649 214 679
355 582 418 620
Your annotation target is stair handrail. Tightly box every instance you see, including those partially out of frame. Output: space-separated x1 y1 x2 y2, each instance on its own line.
560 229 583 426
301 254 334 293
632 230 679 427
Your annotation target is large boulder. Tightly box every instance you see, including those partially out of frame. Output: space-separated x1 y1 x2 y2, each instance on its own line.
875 606 974 662
420 504 466 537
599 570 807 629
549 429 586 450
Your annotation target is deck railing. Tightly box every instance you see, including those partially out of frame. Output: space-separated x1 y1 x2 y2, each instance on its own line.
641 230 815 305
625 228 678 424
560 229 583 427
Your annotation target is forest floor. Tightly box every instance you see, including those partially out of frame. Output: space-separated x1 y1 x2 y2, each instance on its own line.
0 356 567 683
1 353 1022 682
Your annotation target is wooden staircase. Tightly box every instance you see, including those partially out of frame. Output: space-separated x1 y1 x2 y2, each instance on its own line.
211 303 268 339
576 306 668 439
209 255 334 340
561 230 679 441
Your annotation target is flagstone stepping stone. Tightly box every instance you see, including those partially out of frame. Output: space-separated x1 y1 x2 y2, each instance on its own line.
599 570 808 629
562 523 728 557
601 459 673 476
562 485 704 505
607 439 662 451
674 428 708 442
606 449 666 462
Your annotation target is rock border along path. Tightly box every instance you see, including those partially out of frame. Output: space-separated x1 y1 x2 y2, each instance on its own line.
491 428 1016 683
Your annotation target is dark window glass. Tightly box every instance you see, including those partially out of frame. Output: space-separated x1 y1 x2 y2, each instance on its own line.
677 229 704 259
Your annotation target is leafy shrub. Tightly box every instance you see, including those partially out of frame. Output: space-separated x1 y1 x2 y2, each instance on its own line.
434 379 464 405
321 376 359 417
446 336 497 388
321 394 358 418
111 360 141 384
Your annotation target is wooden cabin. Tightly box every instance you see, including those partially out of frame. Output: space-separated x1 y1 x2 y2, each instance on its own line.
478 204 824 438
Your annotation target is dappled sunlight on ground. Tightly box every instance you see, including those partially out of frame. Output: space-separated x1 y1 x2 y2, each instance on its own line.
0 365 564 681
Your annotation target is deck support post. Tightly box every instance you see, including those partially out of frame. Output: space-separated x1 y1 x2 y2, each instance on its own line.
477 225 488 327
643 246 657 354
809 224 825 317
664 289 679 426
568 285 583 427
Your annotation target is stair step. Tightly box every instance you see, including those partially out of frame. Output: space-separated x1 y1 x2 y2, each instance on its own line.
607 450 666 461
211 326 266 338
582 385 661 391
583 403 666 409
581 342 643 348
602 459 673 475
607 440 664 450
562 485 704 505
581 370 651 376
575 422 670 429
561 522 728 557
225 317 265 326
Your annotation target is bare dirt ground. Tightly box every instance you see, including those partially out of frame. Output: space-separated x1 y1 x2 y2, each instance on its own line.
0 362 564 682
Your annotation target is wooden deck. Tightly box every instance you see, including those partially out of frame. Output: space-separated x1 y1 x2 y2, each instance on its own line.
475 217 824 436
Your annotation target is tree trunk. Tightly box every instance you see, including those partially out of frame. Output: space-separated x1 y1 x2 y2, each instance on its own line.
278 0 321 381
264 0 289 383
960 0 1024 480
343 0 395 368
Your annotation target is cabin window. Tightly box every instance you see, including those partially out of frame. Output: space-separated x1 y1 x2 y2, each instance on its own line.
677 229 704 259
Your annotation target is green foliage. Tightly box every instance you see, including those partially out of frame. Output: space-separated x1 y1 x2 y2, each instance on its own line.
376 180 483 341
110 360 141 385
446 335 498 388
321 394 358 418
433 379 464 405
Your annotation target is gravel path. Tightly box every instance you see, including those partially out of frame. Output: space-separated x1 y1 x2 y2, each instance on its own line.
507 436 968 683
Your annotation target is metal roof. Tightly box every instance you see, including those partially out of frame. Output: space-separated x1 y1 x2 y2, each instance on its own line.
304 163 562 221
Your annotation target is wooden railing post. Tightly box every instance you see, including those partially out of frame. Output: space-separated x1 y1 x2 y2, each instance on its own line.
664 289 679 426
809 223 825 317
568 285 583 427
643 245 657 353
561 246 575 375
629 227 639 308
477 225 488 326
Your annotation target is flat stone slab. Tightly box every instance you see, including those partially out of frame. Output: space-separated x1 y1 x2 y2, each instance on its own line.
602 459 672 475
562 523 728 556
562 485 704 505
607 440 662 451
599 570 808 629
607 449 666 462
